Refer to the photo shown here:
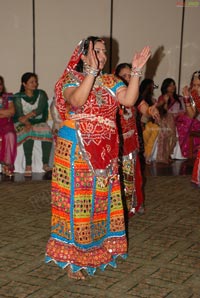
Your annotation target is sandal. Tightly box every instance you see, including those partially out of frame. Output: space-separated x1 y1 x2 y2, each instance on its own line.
145 159 151 165
66 267 86 280
2 165 8 175
24 166 32 177
6 170 14 177
43 164 52 172
2 165 14 177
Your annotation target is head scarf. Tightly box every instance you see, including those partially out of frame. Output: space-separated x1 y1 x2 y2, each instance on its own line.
55 40 86 120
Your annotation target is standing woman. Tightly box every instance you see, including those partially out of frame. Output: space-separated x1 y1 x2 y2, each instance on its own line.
0 76 17 176
182 71 200 186
45 37 151 279
114 64 159 216
156 78 178 163
115 63 159 216
177 71 200 158
13 73 52 177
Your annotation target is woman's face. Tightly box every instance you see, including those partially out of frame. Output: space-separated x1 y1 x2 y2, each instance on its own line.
23 76 38 92
93 41 107 70
192 77 200 93
167 82 176 94
118 66 131 84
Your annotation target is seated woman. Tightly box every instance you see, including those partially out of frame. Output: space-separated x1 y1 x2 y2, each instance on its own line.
181 71 200 186
0 76 17 177
176 71 200 158
13 72 53 177
155 78 181 164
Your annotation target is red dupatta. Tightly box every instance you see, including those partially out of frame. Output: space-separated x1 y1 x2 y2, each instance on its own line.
191 90 200 113
54 40 125 173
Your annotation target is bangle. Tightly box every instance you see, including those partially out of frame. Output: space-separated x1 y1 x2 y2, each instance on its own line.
83 62 99 77
183 96 191 104
130 67 143 77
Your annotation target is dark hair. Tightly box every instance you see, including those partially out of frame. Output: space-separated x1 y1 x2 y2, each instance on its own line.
190 70 200 87
114 63 131 86
139 78 154 94
75 36 104 72
20 72 38 92
139 79 155 106
115 63 131 77
160 78 176 95
160 78 181 107
0 75 6 93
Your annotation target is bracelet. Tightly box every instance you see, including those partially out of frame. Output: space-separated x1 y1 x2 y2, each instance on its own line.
183 96 191 104
130 67 143 77
83 62 99 77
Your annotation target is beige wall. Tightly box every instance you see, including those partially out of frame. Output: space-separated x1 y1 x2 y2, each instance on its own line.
0 0 33 93
181 5 200 89
1 0 200 99
35 0 111 99
112 0 183 97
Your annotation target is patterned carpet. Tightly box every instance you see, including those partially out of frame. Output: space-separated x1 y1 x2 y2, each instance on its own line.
0 176 200 297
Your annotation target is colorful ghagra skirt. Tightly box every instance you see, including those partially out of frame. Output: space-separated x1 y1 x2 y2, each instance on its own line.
45 124 127 275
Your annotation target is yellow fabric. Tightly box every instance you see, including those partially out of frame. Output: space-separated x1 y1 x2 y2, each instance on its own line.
143 121 160 159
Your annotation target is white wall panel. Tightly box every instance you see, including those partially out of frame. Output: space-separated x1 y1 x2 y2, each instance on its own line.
0 0 33 93
112 0 182 98
0 0 199 100
35 0 111 99
181 6 200 90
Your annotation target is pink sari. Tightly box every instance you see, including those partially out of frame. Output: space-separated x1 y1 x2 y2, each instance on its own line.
0 93 17 170
176 91 200 158
191 91 200 186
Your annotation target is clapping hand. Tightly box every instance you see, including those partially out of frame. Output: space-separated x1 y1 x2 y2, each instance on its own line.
132 46 151 70
82 41 99 70
182 86 190 97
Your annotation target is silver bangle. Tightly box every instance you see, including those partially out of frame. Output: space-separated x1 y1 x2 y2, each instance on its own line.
130 67 143 77
83 62 99 77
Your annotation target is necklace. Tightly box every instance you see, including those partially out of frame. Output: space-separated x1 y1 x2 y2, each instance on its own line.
94 75 105 107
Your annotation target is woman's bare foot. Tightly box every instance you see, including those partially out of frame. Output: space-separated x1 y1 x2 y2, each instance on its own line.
67 267 86 280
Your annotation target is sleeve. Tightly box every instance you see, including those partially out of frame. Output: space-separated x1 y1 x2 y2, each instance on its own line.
107 75 126 96
30 90 49 124
13 95 25 121
62 72 80 92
